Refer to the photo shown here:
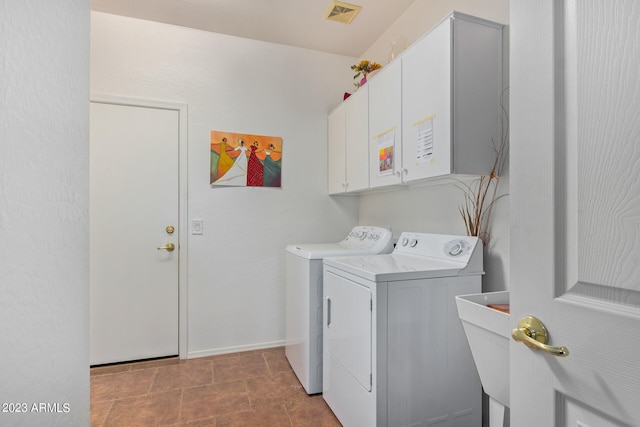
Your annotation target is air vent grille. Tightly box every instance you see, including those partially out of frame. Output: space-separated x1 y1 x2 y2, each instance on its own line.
324 1 361 24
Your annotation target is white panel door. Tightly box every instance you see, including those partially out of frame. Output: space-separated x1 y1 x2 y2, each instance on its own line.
510 1 640 425
90 101 179 365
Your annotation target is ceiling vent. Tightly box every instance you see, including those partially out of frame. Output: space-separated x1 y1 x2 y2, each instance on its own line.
324 1 362 25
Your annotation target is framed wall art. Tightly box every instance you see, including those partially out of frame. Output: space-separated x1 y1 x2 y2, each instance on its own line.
210 130 282 188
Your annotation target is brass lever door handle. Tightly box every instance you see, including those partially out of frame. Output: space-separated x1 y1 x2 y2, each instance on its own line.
512 316 569 357
157 243 175 252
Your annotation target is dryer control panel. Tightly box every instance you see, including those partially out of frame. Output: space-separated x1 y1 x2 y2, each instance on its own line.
394 232 479 263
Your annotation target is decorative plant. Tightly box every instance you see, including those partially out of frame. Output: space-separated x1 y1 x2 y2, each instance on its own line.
351 60 382 88
456 88 509 246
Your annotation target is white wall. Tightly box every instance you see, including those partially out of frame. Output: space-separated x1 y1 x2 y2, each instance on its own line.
358 0 510 293
91 12 359 356
0 1 90 426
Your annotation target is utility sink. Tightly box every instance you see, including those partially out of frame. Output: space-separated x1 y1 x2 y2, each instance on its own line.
456 291 510 427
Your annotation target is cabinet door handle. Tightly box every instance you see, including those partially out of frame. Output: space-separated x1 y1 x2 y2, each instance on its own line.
327 297 332 327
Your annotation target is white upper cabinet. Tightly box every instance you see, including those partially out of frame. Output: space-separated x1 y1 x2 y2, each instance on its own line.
368 60 403 189
328 12 504 195
402 13 503 183
328 86 369 194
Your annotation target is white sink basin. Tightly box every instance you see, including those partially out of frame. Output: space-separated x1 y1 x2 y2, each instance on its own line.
456 291 510 427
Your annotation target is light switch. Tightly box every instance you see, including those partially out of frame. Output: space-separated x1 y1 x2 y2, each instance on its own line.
192 219 203 235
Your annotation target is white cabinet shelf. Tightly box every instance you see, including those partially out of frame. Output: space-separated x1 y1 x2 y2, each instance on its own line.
328 12 504 195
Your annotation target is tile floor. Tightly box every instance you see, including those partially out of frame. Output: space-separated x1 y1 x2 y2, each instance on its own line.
90 347 342 427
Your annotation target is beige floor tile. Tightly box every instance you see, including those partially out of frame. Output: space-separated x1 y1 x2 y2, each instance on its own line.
213 352 267 367
180 381 250 421
247 371 307 408
160 417 214 426
89 348 342 427
91 368 156 403
90 400 112 427
151 360 213 393
286 397 342 427
213 355 270 383
264 349 294 376
103 390 182 427
215 406 293 426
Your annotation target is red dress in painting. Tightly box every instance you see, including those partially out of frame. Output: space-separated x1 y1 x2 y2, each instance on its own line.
247 144 264 187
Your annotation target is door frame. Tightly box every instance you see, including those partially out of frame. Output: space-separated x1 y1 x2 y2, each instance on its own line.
90 95 189 359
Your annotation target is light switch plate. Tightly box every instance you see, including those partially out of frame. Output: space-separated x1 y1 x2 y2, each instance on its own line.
192 219 203 235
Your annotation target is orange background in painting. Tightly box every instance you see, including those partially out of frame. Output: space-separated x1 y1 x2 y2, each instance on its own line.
210 130 282 161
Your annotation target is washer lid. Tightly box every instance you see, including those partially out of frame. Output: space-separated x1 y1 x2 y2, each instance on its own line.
285 226 393 259
286 243 372 259
324 253 475 281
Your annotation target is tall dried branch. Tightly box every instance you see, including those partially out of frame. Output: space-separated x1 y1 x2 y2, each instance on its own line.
456 88 509 246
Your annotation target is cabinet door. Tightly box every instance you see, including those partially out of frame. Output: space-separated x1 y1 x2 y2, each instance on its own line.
368 60 403 188
402 16 452 181
344 87 369 192
327 103 346 194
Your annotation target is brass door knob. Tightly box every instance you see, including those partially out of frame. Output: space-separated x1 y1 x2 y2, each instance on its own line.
512 316 569 357
157 243 175 252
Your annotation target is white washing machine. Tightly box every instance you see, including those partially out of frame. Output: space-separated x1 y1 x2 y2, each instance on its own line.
285 226 393 394
322 232 483 427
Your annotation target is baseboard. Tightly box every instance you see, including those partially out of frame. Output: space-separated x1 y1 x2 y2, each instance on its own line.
187 340 286 359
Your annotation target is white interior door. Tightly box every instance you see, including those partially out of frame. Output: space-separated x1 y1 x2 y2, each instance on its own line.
90 101 179 365
510 1 640 426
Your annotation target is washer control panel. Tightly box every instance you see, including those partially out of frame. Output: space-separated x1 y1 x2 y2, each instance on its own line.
341 226 393 250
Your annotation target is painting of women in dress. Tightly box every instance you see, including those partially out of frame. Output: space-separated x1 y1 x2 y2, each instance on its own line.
210 131 282 188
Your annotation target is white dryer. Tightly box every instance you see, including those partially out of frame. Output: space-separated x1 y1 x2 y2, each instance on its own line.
285 226 393 394
322 232 483 427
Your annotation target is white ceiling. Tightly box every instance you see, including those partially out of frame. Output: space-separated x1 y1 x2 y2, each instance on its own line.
90 0 418 57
